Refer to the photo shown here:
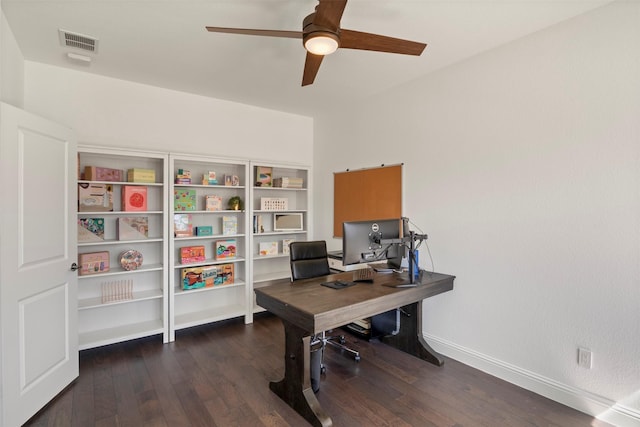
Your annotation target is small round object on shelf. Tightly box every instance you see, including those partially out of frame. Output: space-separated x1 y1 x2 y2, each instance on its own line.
119 249 143 271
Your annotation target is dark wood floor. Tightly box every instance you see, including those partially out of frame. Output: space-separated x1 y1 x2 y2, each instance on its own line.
25 313 610 427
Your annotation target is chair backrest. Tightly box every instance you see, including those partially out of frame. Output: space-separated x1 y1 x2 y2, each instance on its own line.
289 240 331 281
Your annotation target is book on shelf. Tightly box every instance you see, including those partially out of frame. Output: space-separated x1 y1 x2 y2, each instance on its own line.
253 214 264 233
78 183 113 212
205 195 222 211
174 214 193 237
116 217 149 240
174 189 196 211
180 245 206 264
273 177 304 188
215 239 237 260
282 238 294 255
78 218 105 243
259 241 278 256
122 185 148 211
222 216 238 235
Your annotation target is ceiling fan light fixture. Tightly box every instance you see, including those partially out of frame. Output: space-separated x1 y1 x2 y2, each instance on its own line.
304 32 339 56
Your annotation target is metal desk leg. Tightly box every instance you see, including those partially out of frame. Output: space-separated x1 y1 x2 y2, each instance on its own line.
379 301 445 366
269 319 332 427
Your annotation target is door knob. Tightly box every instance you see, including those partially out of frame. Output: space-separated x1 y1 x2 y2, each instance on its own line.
70 262 79 271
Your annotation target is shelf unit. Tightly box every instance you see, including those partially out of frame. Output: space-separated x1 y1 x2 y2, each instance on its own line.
249 162 311 320
168 154 249 341
76 146 168 350
75 147 310 345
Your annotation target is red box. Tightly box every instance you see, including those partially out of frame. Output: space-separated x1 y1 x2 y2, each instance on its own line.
180 246 205 264
78 251 110 276
84 166 123 182
122 186 148 211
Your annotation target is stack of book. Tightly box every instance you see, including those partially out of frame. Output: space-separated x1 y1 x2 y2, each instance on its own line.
175 169 191 184
273 177 303 188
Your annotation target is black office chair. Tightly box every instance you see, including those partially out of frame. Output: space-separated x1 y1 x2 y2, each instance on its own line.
289 241 361 371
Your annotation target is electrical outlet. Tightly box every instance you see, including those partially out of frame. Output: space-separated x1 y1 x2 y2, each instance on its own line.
578 347 592 369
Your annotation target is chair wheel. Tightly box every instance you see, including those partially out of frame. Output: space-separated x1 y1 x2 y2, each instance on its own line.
321 366 327 374
355 355 361 362
339 336 346 344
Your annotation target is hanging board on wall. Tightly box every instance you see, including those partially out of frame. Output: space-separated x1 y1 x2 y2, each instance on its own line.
333 164 402 237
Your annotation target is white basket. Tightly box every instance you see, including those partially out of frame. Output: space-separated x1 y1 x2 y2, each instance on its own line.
260 197 288 211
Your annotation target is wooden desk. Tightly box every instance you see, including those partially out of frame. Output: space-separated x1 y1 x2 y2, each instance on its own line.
254 270 455 427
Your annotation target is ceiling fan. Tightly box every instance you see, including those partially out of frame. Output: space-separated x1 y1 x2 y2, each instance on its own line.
206 0 427 86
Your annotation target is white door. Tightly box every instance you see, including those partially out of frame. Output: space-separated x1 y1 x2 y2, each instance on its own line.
0 103 78 427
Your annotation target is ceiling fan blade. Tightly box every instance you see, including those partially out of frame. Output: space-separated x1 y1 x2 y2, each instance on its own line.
206 26 302 39
302 52 324 86
313 0 347 31
340 29 426 56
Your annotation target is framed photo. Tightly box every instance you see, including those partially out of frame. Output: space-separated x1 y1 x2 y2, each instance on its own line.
273 213 303 231
255 166 272 187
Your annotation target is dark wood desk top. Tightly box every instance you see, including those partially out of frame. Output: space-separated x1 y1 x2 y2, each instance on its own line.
254 270 455 335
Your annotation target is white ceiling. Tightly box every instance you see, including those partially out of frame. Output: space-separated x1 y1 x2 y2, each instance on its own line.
2 0 612 116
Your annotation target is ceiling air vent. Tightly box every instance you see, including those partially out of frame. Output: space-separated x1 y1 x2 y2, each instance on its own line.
58 29 98 53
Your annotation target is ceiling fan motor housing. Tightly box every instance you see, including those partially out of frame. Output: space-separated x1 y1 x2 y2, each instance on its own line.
302 12 341 52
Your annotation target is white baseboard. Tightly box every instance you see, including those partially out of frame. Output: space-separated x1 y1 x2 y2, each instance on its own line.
424 333 640 427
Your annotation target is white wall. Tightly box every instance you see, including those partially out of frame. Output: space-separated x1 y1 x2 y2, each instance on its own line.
314 1 640 425
0 8 24 106
24 62 312 165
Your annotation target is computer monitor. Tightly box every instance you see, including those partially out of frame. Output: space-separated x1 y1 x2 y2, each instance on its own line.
342 218 407 267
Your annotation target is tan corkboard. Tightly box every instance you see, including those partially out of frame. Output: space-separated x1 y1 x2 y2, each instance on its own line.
334 164 402 237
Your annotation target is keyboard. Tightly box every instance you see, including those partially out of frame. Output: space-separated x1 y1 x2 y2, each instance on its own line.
353 268 375 282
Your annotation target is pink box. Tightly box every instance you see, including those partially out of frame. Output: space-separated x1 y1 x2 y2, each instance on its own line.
180 246 206 264
122 186 148 211
78 251 110 276
84 166 123 182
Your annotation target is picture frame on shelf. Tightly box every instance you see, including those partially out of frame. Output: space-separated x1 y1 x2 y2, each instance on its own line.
255 166 272 187
273 213 303 231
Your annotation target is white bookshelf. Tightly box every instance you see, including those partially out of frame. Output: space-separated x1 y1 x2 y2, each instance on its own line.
168 154 249 341
249 162 312 321
75 148 311 345
76 145 169 350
